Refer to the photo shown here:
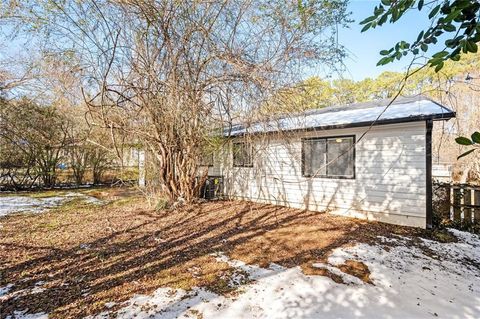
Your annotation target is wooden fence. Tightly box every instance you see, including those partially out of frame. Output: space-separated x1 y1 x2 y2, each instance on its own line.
433 182 480 225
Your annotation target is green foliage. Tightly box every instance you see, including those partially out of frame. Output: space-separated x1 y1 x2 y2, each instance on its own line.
456 136 473 145
471 131 480 143
455 132 480 158
361 0 480 72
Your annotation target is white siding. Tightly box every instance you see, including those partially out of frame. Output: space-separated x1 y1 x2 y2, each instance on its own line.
213 121 428 228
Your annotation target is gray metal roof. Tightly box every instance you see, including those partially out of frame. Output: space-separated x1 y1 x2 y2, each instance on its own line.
225 95 455 137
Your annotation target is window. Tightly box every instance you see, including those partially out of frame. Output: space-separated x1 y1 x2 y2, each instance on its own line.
233 142 253 167
302 135 355 179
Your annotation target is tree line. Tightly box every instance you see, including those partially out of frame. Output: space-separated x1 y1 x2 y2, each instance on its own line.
0 97 113 189
263 51 480 113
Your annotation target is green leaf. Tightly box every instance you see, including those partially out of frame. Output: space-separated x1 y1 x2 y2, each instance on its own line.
361 23 372 32
377 56 391 66
471 132 480 143
445 9 462 22
421 43 428 52
381 0 391 5
456 136 474 145
360 15 376 25
418 0 424 11
432 51 449 58
380 50 390 55
429 5 441 19
373 5 381 15
416 31 424 43
462 40 469 53
434 61 444 72
458 149 475 159
374 5 385 15
392 8 399 22
443 24 456 32
445 39 456 48
379 13 388 25
450 54 461 61
456 0 472 9
467 41 478 53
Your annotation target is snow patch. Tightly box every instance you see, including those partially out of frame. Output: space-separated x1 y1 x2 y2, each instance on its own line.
0 284 14 296
89 229 480 319
0 281 48 302
0 192 103 217
228 99 453 136
88 288 221 319
5 310 48 319
104 302 116 309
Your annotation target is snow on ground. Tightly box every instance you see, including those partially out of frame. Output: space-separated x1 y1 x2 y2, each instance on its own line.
4 229 479 318
0 192 103 217
5 310 48 319
84 228 480 319
0 283 14 297
1 282 48 319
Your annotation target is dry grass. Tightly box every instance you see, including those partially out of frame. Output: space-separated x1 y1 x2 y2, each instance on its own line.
0 187 431 318
338 260 373 284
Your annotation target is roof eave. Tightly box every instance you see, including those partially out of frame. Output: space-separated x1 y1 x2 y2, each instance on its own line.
225 112 456 138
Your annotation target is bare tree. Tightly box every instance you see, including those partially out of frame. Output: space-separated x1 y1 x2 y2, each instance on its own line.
0 99 70 188
1 0 349 202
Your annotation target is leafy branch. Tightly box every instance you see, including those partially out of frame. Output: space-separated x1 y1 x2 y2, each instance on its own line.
455 132 480 159
361 0 480 72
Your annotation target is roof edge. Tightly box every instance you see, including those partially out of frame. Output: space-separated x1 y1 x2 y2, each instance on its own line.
413 95 456 114
225 112 456 138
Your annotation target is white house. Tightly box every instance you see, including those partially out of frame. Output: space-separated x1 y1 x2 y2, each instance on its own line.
432 163 453 182
205 96 455 229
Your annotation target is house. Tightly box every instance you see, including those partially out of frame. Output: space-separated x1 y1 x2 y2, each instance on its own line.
205 96 455 229
432 163 453 182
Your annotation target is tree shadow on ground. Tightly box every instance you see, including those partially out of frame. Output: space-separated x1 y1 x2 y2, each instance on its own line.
0 199 425 318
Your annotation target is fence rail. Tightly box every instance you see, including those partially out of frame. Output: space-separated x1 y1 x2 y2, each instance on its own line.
0 166 139 191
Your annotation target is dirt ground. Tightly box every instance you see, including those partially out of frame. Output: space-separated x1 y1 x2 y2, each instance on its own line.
0 187 447 318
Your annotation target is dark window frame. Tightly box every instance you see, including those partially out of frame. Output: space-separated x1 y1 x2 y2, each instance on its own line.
233 141 254 168
301 135 356 179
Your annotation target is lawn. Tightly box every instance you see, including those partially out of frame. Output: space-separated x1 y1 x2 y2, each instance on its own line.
0 187 479 319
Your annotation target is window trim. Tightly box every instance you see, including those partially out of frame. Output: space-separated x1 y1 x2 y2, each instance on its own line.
301 135 356 179
233 141 254 168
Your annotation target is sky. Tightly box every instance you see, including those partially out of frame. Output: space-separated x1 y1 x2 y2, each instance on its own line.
338 0 441 81
0 1 443 84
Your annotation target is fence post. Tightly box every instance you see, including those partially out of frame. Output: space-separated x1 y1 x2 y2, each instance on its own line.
475 190 480 224
460 186 465 222
138 150 146 188
471 188 475 224
450 185 454 220
464 187 472 224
